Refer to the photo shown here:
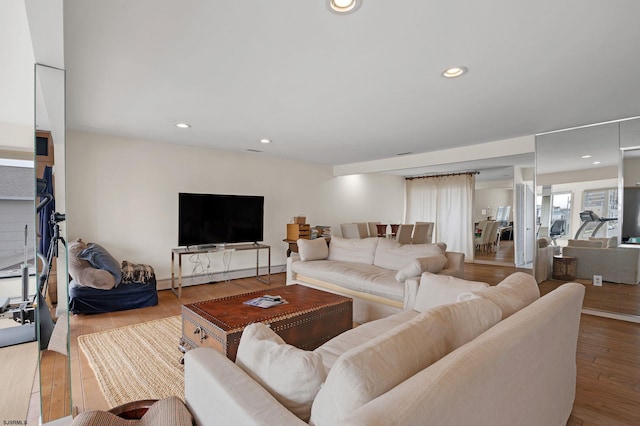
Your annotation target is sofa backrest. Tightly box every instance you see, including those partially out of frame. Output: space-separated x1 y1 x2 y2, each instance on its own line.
567 239 603 248
327 236 379 265
342 283 585 426
309 298 502 426
589 236 618 248
372 238 446 270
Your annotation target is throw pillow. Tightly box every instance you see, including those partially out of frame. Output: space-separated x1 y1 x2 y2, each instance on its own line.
567 239 603 248
78 242 122 286
309 298 502 426
235 323 327 422
297 238 328 261
458 272 540 319
67 238 116 290
412 272 489 312
589 236 618 248
395 255 449 282
373 238 445 270
328 236 379 265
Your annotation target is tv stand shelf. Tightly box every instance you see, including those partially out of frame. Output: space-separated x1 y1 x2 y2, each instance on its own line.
171 243 271 298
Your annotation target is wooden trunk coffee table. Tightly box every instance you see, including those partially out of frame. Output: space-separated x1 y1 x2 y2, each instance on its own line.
181 284 353 361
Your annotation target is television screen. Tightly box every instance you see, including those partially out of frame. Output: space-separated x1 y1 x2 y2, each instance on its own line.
178 193 264 246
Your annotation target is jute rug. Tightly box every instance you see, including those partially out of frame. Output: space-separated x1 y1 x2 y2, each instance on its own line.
78 316 184 408
0 340 39 424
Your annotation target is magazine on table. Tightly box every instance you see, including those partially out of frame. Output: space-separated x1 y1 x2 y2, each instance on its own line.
243 295 288 308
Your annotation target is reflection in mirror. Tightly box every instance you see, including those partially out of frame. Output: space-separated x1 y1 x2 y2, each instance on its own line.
536 117 640 320
35 63 71 423
622 149 640 243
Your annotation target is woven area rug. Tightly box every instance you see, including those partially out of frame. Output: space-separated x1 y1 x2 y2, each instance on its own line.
0 340 38 423
78 316 184 407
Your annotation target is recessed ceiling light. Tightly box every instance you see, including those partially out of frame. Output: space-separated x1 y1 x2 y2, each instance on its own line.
592 161 601 165
259 138 272 144
175 123 191 129
327 0 362 14
441 66 468 78
581 154 592 158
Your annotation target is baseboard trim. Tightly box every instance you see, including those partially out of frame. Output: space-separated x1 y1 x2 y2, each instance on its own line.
581 308 640 323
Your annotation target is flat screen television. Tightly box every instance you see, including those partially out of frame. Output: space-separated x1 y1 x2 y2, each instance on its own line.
178 193 264 247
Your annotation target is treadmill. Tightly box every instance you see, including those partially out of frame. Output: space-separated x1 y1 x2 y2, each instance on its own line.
574 210 617 239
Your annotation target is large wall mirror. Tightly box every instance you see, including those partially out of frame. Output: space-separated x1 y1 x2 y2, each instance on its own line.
536 117 640 319
35 63 71 423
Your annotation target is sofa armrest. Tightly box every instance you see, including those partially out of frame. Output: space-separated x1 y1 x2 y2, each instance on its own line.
403 276 420 310
184 347 306 426
442 252 465 278
286 253 301 285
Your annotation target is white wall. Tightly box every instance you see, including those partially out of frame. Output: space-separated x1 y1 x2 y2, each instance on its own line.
0 122 33 152
474 188 513 223
66 131 405 287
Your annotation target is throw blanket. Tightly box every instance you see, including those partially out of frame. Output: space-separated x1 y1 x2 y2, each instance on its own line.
121 261 155 284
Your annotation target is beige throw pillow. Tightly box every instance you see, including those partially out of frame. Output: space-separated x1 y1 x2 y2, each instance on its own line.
412 272 489 312
235 323 326 422
458 272 540 319
395 255 449 281
373 238 445 270
328 236 379 265
297 238 329 261
309 298 502 426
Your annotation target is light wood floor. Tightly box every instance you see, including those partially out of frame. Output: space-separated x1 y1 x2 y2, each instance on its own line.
37 264 640 425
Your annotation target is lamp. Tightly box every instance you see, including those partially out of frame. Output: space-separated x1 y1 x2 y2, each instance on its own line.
327 0 362 14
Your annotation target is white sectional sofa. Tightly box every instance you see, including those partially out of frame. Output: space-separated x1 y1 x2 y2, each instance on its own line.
286 236 465 323
562 238 640 284
184 272 585 426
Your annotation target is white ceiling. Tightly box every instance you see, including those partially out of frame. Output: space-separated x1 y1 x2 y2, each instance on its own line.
7 1 640 178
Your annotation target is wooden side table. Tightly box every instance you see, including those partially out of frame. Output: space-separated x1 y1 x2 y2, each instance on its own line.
553 255 577 281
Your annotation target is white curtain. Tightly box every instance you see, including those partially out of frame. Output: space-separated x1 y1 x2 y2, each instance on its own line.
405 173 475 260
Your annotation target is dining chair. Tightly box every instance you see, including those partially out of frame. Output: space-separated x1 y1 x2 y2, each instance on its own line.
412 222 434 244
340 223 361 239
395 224 414 244
368 222 381 237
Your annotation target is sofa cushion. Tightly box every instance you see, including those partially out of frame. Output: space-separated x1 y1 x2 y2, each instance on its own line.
373 238 444 271
567 239 603 248
459 272 541 319
291 260 403 302
328 237 379 265
394 255 449 282
589 236 618 248
68 238 116 290
412 272 489 312
297 238 329 261
314 310 420 371
78 242 122 286
235 323 326 422
309 298 502 426
537 237 551 248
